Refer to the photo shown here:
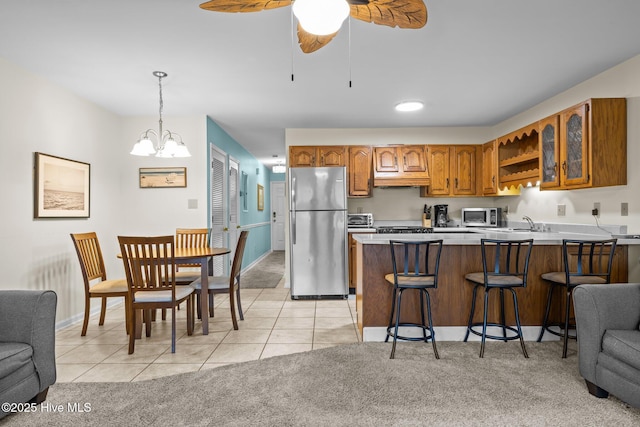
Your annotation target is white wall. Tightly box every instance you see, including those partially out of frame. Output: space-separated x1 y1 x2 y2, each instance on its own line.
0 58 208 325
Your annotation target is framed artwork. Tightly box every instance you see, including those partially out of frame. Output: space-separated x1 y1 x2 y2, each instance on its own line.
139 167 187 188
34 152 90 218
257 184 264 211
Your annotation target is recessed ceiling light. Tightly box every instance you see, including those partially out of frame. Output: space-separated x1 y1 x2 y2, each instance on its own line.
395 101 424 112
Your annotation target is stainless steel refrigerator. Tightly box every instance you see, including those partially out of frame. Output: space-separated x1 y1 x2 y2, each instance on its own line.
289 166 348 299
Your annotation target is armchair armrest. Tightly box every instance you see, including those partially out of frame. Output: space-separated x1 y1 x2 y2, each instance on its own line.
573 283 640 383
0 290 57 391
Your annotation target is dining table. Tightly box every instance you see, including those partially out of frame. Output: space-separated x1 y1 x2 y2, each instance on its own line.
174 246 230 335
118 245 230 335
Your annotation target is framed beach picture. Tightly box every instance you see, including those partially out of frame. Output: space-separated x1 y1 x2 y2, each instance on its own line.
139 167 187 188
257 184 264 211
34 152 90 218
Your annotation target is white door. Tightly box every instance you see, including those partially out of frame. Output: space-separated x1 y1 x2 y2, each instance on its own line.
210 146 228 275
271 181 285 250
228 157 240 264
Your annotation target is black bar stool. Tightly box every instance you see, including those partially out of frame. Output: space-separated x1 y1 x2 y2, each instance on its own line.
385 239 443 359
463 238 533 358
537 238 617 358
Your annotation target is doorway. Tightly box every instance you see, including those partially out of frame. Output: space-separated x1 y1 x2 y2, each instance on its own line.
271 181 285 251
210 146 228 275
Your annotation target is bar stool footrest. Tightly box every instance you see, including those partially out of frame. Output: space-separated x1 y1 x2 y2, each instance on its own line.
540 324 577 340
386 323 434 342
467 322 522 342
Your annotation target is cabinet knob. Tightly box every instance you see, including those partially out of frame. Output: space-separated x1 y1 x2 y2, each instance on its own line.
446 178 450 188
562 161 567 176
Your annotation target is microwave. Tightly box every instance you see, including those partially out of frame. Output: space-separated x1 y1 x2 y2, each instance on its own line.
461 208 503 227
348 213 374 228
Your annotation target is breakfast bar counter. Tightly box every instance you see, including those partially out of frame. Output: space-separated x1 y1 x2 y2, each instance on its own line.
353 230 636 341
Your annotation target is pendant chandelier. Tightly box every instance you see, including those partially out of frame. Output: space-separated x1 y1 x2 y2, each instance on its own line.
130 71 191 158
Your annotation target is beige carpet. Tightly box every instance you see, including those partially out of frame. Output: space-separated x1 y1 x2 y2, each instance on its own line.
5 342 640 426
241 251 284 289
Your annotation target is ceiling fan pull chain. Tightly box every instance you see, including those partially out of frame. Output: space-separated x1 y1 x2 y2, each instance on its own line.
290 6 295 82
348 16 352 88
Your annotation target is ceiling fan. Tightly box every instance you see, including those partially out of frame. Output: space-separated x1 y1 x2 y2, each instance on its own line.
199 0 427 53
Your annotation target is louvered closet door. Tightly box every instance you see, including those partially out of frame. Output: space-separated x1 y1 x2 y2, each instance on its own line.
210 147 228 275
228 158 240 264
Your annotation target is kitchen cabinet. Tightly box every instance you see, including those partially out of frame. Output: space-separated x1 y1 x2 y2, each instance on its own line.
540 98 627 190
481 140 498 195
373 145 429 186
289 146 346 167
348 146 373 197
420 145 477 197
539 114 560 188
497 123 540 190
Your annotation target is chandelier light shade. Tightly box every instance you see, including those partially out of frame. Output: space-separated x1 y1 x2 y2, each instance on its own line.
130 71 191 158
292 0 350 36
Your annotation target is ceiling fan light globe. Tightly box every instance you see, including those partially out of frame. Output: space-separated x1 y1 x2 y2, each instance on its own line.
293 0 350 36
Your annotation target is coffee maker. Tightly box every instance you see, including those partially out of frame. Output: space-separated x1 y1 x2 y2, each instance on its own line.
433 204 448 228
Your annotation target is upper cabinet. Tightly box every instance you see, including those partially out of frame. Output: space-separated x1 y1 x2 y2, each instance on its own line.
373 145 430 187
420 145 477 197
497 123 540 190
289 146 346 167
481 140 498 195
348 146 373 197
539 114 560 188
539 98 626 190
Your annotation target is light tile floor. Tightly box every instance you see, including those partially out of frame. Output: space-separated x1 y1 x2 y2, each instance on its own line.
55 279 360 382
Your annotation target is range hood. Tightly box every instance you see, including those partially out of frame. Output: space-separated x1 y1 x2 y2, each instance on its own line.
373 176 430 187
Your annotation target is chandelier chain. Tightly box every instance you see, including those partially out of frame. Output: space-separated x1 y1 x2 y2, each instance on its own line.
158 74 164 132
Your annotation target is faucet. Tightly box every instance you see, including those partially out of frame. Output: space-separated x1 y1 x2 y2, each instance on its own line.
523 216 535 231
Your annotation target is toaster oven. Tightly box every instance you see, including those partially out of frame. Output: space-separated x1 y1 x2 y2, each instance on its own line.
347 213 374 228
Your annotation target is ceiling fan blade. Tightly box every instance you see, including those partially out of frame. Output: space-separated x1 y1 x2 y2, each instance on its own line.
297 24 338 54
199 0 291 13
349 0 427 29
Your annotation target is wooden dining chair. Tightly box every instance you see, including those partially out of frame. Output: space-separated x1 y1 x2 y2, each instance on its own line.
175 228 211 284
157 228 209 319
70 232 129 336
118 235 195 354
191 230 249 330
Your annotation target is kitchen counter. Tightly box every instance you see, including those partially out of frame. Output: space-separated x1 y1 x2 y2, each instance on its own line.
353 228 633 341
353 229 640 245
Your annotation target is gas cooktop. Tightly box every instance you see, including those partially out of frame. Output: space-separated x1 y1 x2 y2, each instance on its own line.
376 226 434 234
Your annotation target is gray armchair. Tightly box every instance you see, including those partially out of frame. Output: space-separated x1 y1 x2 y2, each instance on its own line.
573 283 640 408
0 290 57 419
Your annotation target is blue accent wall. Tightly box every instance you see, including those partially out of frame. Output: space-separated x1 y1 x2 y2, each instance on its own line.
206 117 273 265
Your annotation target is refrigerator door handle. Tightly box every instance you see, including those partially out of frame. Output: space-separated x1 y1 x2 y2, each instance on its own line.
291 212 296 244
291 176 296 212
291 176 296 244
